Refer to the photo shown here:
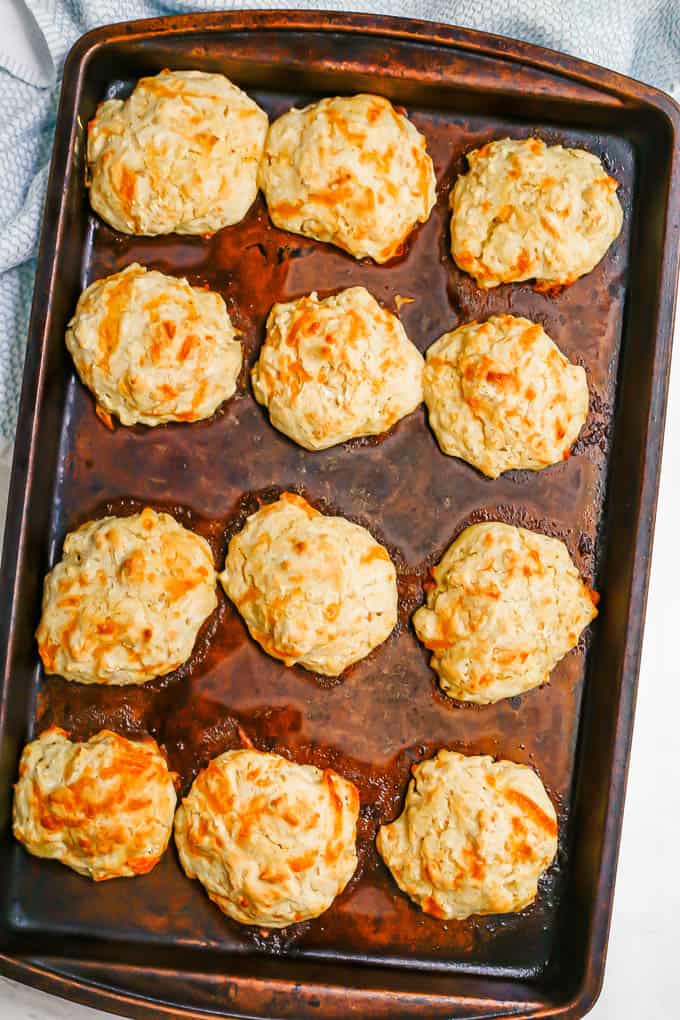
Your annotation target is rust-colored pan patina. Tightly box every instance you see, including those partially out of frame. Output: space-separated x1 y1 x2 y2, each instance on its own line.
0 10 678 1020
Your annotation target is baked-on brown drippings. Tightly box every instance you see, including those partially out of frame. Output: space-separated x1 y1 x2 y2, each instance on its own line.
22 93 631 975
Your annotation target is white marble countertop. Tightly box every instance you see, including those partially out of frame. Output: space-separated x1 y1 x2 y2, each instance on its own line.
1 3 678 1017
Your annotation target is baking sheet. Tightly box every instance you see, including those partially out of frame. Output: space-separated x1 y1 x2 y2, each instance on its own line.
0 12 678 1020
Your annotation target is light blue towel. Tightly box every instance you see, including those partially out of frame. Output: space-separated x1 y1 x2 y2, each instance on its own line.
0 0 678 441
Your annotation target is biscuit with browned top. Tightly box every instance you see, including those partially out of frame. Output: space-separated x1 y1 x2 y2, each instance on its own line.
252 287 423 450
174 749 359 927
220 493 397 676
450 137 622 289
259 94 436 262
13 728 176 880
67 264 242 426
423 315 588 477
87 70 268 235
377 749 557 920
412 522 598 703
36 509 217 685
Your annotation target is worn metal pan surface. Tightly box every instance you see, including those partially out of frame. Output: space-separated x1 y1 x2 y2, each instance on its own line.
0 10 678 1020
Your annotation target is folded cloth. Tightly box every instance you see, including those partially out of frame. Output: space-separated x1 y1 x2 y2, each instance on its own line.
0 0 677 450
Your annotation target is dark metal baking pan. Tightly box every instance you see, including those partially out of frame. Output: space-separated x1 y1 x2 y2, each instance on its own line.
0 10 678 1019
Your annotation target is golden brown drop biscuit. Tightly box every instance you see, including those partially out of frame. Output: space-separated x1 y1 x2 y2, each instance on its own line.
252 287 423 449
412 522 598 703
66 263 242 426
13 728 176 881
377 749 557 920
219 492 397 676
423 314 588 477
450 137 623 289
174 749 359 927
36 508 217 685
87 70 268 235
259 94 436 262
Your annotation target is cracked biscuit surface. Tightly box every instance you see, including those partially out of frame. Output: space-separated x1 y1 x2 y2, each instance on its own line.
252 287 424 450
377 749 558 920
87 69 268 235
174 748 360 927
450 137 623 289
220 492 397 676
423 314 588 477
259 94 436 262
36 508 217 686
13 727 177 880
66 263 243 426
412 522 598 704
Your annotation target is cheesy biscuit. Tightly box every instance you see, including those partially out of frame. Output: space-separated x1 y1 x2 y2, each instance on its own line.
174 748 359 927
67 264 242 426
87 70 268 235
259 94 436 262
220 492 397 676
37 508 217 685
412 522 598 703
450 137 623 289
377 749 557 920
13 728 176 881
423 315 588 477
252 287 423 450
